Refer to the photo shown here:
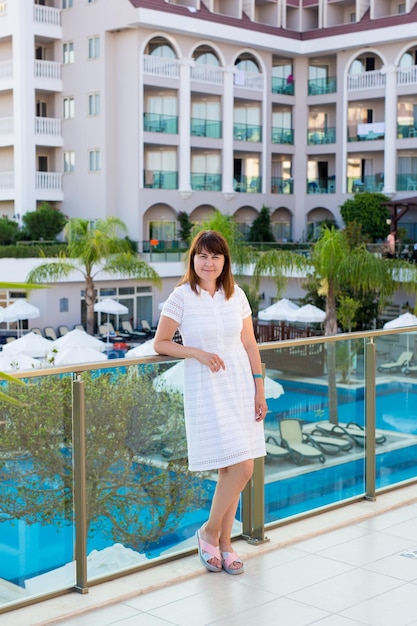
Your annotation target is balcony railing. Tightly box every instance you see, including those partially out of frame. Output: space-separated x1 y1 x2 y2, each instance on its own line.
233 122 262 142
271 177 293 194
35 116 62 137
0 59 12 80
36 171 62 191
347 176 384 193
307 178 336 194
397 65 417 86
1 328 416 613
308 76 337 95
190 64 223 85
0 116 13 135
34 59 61 82
190 172 222 191
271 127 293 144
307 128 336 144
271 76 294 95
0 171 14 189
233 175 261 192
234 70 263 90
396 173 417 192
397 124 417 138
347 70 385 91
190 117 222 138
143 170 178 189
143 54 180 79
33 3 61 27
143 112 178 134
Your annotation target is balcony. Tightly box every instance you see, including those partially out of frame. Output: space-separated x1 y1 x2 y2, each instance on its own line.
190 172 221 191
307 128 336 145
190 117 222 138
0 116 13 146
36 171 63 200
308 76 337 95
397 124 417 139
143 113 178 134
347 176 384 193
233 123 262 142
348 122 385 142
0 59 13 90
347 70 385 91
143 170 178 189
34 60 62 92
271 177 293 194
35 116 63 146
234 70 263 90
396 173 417 192
397 65 417 87
143 55 180 79
0 171 14 199
233 175 261 193
272 127 293 145
33 3 61 38
307 178 336 194
271 76 294 95
190 64 224 86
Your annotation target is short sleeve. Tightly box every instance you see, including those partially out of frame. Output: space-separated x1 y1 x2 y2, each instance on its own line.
160 287 184 325
236 285 252 319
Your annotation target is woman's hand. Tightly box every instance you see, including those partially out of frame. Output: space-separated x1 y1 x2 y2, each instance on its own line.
255 390 268 422
196 350 226 373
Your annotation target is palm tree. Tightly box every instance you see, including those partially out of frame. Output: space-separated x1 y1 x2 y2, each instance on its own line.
27 217 161 335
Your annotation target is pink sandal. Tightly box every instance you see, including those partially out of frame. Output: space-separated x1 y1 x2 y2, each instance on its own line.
196 529 222 573
221 551 245 575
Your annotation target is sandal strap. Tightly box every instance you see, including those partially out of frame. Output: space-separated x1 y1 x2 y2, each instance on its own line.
221 551 242 569
199 537 221 561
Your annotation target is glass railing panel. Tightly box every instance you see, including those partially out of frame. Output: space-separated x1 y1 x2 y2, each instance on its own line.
396 173 417 192
375 333 417 488
272 76 294 95
308 76 337 95
346 176 383 193
143 170 178 190
143 112 178 134
233 175 262 192
190 118 222 138
271 127 293 144
306 178 332 194
271 177 293 194
81 360 212 581
397 124 417 139
0 372 74 608
233 123 262 142
190 172 222 191
307 127 336 144
260 338 366 525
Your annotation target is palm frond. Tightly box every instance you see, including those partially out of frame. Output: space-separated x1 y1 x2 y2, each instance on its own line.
27 261 80 284
102 253 162 287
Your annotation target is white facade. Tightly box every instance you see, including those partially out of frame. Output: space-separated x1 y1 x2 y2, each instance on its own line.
1 0 417 331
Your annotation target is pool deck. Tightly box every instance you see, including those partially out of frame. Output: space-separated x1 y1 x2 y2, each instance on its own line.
4 483 417 626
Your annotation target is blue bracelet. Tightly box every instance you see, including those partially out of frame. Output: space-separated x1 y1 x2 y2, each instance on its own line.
253 374 264 379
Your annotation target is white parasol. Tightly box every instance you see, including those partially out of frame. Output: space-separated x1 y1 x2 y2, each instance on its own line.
0 350 42 371
384 312 417 354
153 361 284 398
125 339 157 358
94 299 129 344
286 303 326 324
1 299 40 337
2 331 53 358
258 298 299 322
48 344 108 366
52 328 106 352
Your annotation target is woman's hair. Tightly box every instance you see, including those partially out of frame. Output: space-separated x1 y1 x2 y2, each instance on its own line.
178 230 235 299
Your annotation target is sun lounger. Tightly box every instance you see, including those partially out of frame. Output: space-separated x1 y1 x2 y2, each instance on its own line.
280 419 325 465
377 351 413 372
302 428 353 455
312 421 386 447
265 435 289 461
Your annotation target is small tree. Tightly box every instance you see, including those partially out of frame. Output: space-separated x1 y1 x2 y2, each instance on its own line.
20 203 68 241
0 217 19 245
177 211 193 244
340 192 390 242
247 206 275 243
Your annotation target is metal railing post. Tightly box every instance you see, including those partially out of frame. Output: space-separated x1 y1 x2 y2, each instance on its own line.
365 339 376 501
72 375 89 593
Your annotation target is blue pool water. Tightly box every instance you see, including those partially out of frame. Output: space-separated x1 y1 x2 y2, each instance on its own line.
2 380 417 588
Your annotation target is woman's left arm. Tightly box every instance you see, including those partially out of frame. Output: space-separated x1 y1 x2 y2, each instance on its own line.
241 316 268 421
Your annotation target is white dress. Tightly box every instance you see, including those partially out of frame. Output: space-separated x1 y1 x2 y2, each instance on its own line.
161 283 266 471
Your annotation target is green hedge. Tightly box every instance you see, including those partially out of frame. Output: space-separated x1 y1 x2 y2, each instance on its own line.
0 243 68 258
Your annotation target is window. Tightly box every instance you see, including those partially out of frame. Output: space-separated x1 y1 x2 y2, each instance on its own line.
88 36 100 60
38 156 48 172
63 97 75 119
63 42 74 64
62 0 73 8
88 92 100 116
64 151 75 173
59 297 69 313
36 100 47 117
89 149 101 172
399 3 406 13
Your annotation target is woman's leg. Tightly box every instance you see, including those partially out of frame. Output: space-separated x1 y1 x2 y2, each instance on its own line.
199 459 253 570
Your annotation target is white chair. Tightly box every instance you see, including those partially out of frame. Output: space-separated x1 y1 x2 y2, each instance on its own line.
407 178 417 190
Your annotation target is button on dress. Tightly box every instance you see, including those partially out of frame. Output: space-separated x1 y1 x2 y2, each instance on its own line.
161 283 266 471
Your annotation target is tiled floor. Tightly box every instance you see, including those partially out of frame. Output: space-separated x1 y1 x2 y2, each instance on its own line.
5 484 417 626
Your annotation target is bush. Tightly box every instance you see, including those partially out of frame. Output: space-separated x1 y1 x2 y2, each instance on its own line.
19 203 68 241
0 217 19 245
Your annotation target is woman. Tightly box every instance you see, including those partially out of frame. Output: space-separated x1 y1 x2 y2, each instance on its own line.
154 230 267 575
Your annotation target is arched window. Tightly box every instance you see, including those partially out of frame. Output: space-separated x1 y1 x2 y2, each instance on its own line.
193 45 219 66
235 53 260 74
400 47 417 68
145 37 176 59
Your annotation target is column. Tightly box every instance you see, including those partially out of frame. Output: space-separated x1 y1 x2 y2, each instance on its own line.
222 65 235 196
382 65 397 196
178 59 192 196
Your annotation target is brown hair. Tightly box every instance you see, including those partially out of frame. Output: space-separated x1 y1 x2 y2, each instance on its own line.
178 230 235 299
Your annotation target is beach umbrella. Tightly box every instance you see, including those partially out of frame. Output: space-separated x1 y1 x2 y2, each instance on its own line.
49 345 108 366
125 339 157 358
153 361 284 399
52 328 106 352
0 350 42 372
286 303 326 324
1 299 40 337
94 299 129 344
2 331 52 358
258 298 299 322
384 312 417 354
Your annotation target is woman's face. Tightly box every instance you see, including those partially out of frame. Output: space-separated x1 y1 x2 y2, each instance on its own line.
193 247 225 284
